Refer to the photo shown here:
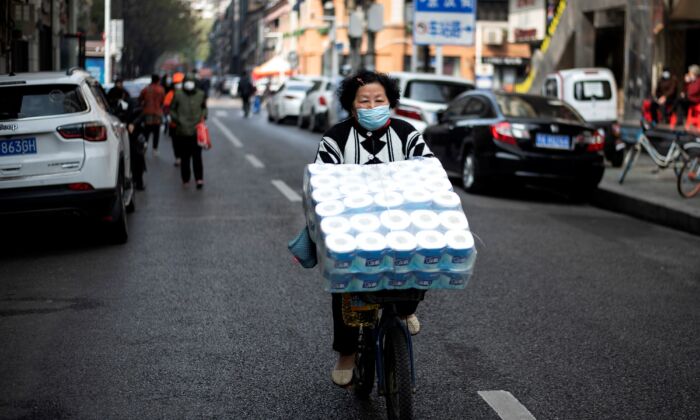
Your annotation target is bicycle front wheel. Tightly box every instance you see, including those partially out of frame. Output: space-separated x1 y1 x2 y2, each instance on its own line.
677 155 700 198
384 326 414 420
619 145 640 184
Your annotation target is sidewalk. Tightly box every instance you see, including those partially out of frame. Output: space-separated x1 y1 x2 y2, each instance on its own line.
591 154 700 235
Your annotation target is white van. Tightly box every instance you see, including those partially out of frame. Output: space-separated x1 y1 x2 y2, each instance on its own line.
543 68 624 166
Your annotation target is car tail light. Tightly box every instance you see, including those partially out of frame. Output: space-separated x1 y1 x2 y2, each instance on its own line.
576 131 604 152
68 183 94 191
395 106 424 122
57 122 108 142
319 96 327 106
587 131 605 152
490 122 517 145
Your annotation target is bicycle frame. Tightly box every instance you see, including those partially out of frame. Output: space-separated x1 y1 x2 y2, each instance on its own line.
636 132 682 168
372 304 416 395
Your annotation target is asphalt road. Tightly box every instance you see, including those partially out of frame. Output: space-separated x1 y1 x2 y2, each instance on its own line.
1 97 699 420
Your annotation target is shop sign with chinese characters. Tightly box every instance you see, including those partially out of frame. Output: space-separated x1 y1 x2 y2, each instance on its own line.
413 0 476 46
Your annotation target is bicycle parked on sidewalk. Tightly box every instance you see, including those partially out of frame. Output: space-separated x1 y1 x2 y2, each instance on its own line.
344 290 424 420
618 121 700 198
677 139 700 198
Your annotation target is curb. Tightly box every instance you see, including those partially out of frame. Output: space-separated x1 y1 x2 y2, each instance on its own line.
591 187 700 236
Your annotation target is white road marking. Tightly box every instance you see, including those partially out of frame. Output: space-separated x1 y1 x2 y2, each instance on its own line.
271 180 302 202
215 110 228 117
245 154 265 169
478 391 536 420
211 117 243 148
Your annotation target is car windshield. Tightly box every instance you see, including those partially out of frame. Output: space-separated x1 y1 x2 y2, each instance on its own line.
0 84 88 120
287 83 313 92
405 81 473 104
495 94 583 122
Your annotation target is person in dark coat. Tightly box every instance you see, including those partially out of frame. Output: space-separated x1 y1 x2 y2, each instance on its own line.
651 67 678 123
170 73 208 189
237 71 256 118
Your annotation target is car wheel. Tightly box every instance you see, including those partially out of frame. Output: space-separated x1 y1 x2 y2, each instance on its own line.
462 149 486 193
126 189 135 214
105 175 128 244
309 109 317 132
298 113 308 129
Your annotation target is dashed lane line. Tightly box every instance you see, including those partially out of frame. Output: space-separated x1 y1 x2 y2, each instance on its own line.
212 117 243 148
245 154 265 169
478 391 536 420
271 180 302 202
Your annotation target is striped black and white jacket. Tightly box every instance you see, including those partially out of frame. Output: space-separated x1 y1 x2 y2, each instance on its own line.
314 118 434 164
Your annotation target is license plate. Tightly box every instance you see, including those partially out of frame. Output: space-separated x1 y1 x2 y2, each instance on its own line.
0 137 37 156
535 134 570 150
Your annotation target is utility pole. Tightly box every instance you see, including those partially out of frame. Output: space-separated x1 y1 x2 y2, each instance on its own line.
104 0 111 84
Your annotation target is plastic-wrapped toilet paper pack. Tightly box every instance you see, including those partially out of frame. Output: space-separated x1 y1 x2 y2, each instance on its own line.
302 157 476 292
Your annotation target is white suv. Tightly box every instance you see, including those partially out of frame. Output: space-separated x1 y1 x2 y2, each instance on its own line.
390 72 475 133
0 69 135 243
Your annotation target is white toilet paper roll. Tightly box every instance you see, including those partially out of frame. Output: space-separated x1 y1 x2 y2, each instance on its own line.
315 200 345 218
422 177 454 192
444 230 474 250
368 180 401 193
420 167 448 180
411 210 441 230
336 165 364 177
403 188 432 207
355 232 387 252
350 213 381 233
392 170 422 185
339 183 368 196
386 231 417 251
343 194 374 212
312 188 341 203
320 216 351 235
439 211 469 231
325 233 357 254
374 191 404 209
310 175 339 189
380 210 412 231
432 191 461 209
415 230 447 250
307 163 337 176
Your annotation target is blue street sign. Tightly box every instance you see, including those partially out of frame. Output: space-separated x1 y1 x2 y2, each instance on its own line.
413 0 476 46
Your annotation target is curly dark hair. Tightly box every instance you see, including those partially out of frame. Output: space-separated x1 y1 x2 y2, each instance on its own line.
338 70 401 113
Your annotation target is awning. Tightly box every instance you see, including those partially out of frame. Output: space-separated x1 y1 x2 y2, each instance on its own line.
670 0 700 20
252 56 292 79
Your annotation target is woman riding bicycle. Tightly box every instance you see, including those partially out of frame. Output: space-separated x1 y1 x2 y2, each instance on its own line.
314 70 434 387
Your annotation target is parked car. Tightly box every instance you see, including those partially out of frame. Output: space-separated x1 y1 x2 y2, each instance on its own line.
542 68 624 166
0 69 135 243
424 90 605 195
389 72 475 133
266 79 315 124
297 76 344 132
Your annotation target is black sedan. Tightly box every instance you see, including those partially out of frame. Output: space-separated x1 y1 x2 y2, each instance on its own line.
424 91 605 194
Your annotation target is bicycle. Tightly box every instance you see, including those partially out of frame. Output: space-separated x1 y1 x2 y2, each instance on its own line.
618 121 688 185
343 290 425 420
677 138 700 198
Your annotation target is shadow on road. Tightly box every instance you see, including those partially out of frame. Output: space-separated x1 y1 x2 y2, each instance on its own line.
0 214 119 259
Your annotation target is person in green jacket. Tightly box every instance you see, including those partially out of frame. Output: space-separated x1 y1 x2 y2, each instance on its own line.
170 73 208 189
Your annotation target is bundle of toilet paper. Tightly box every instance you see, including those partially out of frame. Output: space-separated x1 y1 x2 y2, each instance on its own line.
302 157 477 292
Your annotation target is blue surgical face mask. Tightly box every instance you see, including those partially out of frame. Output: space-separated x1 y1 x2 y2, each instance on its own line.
356 105 390 131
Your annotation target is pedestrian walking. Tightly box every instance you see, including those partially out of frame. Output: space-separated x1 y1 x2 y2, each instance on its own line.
107 78 131 121
164 72 185 166
170 73 208 189
679 64 700 126
138 74 166 154
313 70 434 387
237 71 256 118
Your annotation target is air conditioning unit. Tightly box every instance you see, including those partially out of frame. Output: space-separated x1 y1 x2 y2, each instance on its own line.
483 27 505 45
